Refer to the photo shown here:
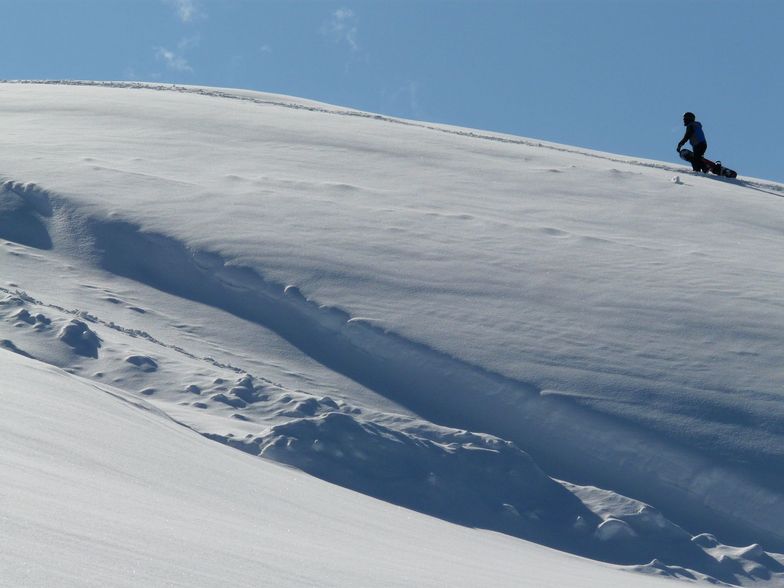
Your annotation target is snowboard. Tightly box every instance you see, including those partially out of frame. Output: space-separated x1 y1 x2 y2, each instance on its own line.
679 148 738 179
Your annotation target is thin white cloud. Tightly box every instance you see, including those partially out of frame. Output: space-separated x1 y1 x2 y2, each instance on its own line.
155 47 193 73
165 0 203 23
322 7 359 52
155 35 199 74
177 36 200 52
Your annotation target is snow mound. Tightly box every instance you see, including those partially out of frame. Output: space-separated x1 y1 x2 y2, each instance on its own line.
226 412 595 540
125 354 158 372
58 319 101 358
0 338 33 358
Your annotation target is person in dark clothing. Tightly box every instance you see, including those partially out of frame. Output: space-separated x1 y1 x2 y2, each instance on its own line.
677 112 709 172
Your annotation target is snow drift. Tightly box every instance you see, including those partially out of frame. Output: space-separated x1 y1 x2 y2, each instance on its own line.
9 350 658 587
2 81 784 586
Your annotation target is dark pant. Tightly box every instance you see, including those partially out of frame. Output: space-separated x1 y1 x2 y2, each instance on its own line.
692 141 708 172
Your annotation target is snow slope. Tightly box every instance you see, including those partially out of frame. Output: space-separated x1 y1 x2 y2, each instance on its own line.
5 350 679 587
2 81 784 586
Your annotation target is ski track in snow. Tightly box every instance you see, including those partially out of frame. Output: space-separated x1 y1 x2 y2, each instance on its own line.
2 172 784 586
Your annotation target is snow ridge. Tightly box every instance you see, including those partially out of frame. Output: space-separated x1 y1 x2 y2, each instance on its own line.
3 176 784 585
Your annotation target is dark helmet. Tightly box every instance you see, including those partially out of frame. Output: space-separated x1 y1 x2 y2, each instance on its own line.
683 112 696 124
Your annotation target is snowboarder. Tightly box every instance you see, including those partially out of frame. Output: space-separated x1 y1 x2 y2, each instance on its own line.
676 112 709 172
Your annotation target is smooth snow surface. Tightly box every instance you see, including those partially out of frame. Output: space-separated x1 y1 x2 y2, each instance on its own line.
2 81 784 586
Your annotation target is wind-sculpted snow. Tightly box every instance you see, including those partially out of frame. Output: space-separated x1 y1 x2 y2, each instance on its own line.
217 412 600 542
10 351 663 588
3 82 784 586
3 282 784 586
0 181 53 249
2 181 784 585
58 319 101 358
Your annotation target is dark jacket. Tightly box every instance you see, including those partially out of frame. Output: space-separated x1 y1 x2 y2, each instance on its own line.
678 121 706 150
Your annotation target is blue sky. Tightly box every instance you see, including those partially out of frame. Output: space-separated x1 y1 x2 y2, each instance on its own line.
1 0 782 182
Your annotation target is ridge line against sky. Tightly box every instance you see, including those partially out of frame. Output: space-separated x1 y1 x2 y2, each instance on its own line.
1 0 781 182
